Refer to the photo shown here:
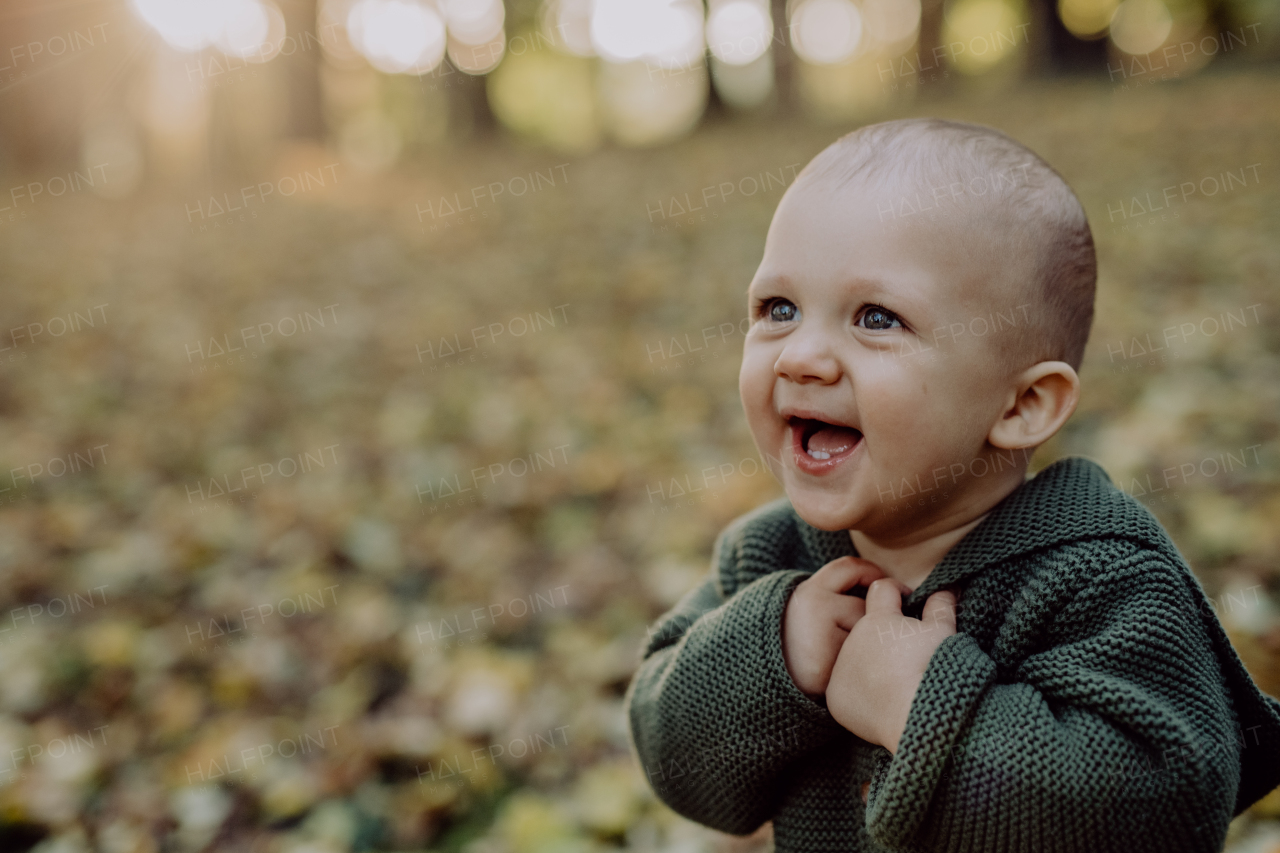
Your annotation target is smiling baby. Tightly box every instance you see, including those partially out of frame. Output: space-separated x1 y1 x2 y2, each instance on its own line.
626 118 1280 853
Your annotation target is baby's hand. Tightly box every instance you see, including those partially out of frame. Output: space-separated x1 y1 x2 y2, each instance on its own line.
782 557 887 696
826 580 957 752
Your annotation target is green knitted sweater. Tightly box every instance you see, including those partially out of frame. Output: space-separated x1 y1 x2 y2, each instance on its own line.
626 456 1280 852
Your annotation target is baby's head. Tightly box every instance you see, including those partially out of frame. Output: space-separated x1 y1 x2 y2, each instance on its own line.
739 118 1096 537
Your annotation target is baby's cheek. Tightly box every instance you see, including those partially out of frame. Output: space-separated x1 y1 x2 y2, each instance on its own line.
738 352 769 400
865 394 930 440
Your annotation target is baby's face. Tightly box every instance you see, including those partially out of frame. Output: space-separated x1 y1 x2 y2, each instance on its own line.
739 174 1026 537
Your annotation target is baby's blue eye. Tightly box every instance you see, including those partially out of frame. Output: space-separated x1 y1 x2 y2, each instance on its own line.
858 306 901 330
760 299 798 323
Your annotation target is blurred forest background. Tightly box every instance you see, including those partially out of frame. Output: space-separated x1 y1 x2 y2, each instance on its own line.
1 0 1279 850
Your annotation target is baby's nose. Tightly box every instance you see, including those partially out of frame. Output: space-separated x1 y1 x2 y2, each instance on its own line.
774 335 841 384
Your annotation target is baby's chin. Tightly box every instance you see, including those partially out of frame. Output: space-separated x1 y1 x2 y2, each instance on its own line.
785 490 864 532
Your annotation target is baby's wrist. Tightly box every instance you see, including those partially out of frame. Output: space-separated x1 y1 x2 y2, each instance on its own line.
879 672 925 754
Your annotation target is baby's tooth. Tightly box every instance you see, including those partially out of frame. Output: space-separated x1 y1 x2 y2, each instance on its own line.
811 450 830 460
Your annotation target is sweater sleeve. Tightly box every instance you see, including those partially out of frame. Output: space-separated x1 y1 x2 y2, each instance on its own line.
864 553 1243 853
625 528 847 835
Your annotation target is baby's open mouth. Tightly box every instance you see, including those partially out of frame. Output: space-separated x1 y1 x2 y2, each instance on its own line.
792 418 863 460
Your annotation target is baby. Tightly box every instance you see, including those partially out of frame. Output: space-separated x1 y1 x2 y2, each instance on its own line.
626 118 1280 853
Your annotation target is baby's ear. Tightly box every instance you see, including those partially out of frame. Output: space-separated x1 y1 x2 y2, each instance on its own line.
988 361 1080 451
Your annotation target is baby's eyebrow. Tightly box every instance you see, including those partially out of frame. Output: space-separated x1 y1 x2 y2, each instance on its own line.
747 274 791 294
846 276 935 316
843 276 895 295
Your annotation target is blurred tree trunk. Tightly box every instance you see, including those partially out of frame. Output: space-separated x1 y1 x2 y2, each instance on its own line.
770 0 796 115
281 0 327 139
918 0 945 85
0 0 95 170
452 64 498 138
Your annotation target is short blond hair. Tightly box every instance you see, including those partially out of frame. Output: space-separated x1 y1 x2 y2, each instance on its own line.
798 118 1096 372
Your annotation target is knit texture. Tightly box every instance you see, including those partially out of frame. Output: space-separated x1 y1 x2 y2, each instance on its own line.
625 456 1280 853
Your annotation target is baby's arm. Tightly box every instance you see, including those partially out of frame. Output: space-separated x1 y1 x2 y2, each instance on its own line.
856 552 1245 853
625 527 855 834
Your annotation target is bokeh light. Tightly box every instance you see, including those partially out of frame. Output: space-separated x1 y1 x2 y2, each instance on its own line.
596 57 707 144
130 0 223 51
940 0 1027 74
1059 0 1122 38
1109 0 1174 54
440 0 506 46
346 0 448 74
862 0 922 48
590 0 705 68
130 0 282 57
488 41 602 150
243 3 289 63
448 30 506 74
711 51 775 108
540 0 596 56
214 0 270 57
790 0 864 65
317 0 368 67
706 0 773 66
794 49 895 120
139 49 212 172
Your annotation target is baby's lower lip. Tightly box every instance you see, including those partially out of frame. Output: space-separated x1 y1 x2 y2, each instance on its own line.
789 421 861 475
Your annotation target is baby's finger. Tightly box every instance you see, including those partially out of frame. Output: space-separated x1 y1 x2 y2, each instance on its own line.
864 578 909 614
811 556 887 593
922 589 958 632
832 594 867 631
842 557 889 589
